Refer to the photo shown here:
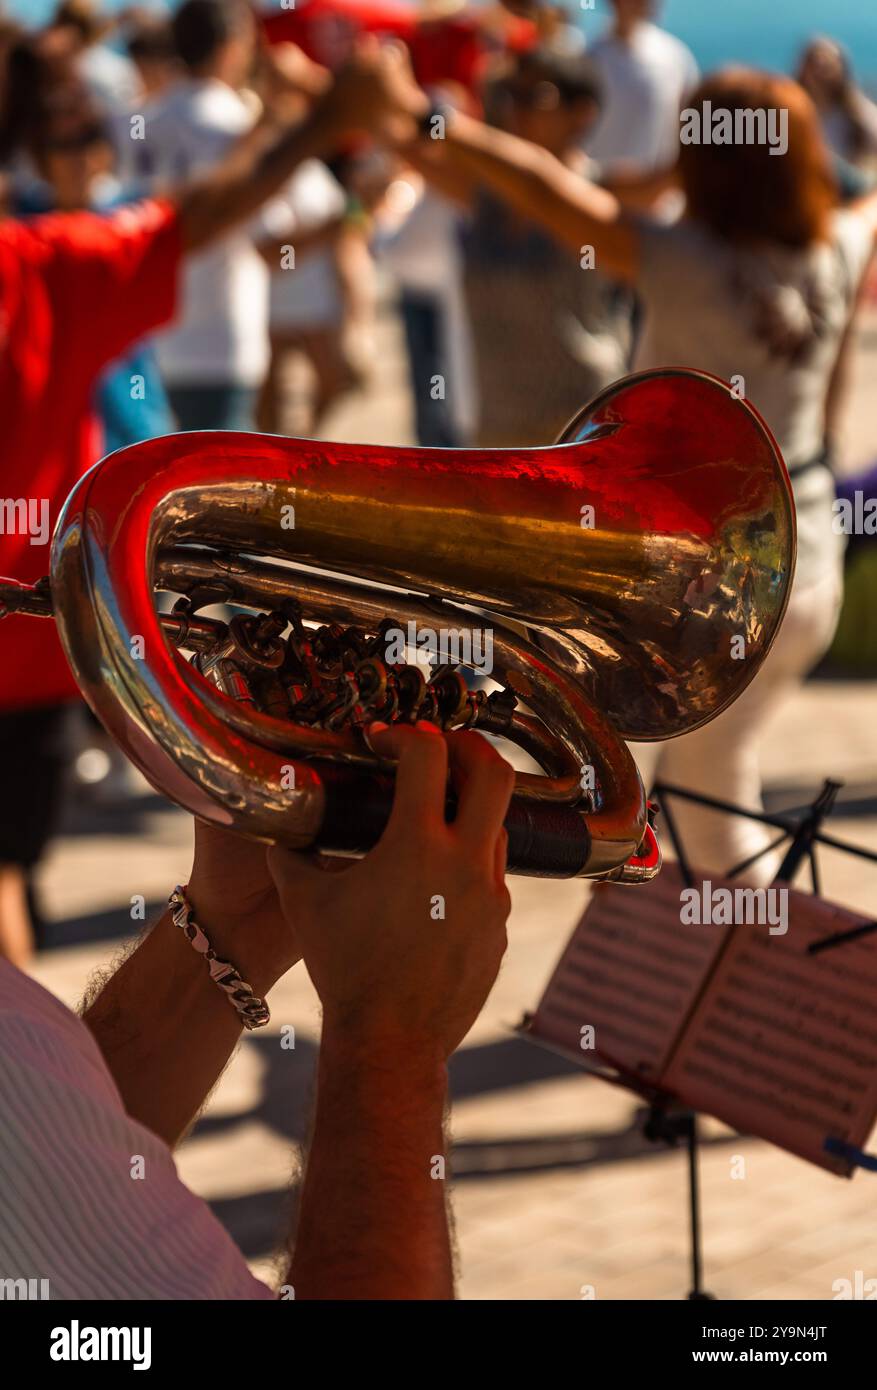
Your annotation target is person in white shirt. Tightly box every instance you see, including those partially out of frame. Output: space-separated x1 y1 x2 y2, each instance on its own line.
124 0 269 431
584 0 698 175
256 157 357 436
51 0 143 114
124 12 180 104
578 3 698 375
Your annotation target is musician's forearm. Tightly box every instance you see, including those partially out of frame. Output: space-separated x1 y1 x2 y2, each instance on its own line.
82 909 284 1148
289 1033 454 1300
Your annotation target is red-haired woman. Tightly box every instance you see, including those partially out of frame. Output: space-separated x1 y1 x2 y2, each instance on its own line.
401 67 877 879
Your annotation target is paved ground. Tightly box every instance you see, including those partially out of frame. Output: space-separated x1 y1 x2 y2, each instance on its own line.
28 299 877 1301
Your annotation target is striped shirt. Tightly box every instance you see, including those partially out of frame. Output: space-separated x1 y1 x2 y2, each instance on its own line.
0 959 274 1300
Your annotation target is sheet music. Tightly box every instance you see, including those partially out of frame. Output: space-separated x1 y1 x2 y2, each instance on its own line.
529 864 728 1083
663 892 877 1175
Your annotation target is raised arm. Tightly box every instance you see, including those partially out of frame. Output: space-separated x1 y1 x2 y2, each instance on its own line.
173 41 417 253
415 108 641 282
269 723 514 1300
604 160 682 212
402 142 482 211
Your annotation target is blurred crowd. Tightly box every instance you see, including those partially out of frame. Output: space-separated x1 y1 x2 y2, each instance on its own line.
1 0 877 964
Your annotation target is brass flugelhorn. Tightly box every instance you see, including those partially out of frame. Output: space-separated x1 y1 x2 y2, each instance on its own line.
0 369 795 879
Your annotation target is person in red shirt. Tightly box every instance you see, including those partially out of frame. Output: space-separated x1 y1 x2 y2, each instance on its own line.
262 0 539 99
0 37 413 963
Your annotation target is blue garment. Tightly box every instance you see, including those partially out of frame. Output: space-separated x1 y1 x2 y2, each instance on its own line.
96 345 175 454
399 289 465 449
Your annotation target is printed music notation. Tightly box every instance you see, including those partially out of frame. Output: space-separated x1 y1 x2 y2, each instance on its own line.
527 863 877 1176
532 867 727 1083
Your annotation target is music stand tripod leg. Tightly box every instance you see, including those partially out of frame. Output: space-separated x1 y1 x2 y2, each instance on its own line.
643 1105 714 1300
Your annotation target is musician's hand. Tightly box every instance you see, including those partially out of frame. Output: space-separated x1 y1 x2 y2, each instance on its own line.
187 821 303 994
267 722 513 1063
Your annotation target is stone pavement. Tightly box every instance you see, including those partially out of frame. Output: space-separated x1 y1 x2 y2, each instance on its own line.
27 302 877 1301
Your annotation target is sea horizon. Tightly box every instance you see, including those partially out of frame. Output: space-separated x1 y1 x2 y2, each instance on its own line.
5 0 877 83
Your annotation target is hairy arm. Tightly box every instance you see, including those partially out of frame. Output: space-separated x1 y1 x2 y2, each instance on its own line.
82 824 300 1148
81 912 277 1148
270 724 513 1299
289 1036 452 1299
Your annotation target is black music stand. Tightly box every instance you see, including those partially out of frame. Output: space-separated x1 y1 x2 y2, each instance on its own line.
519 778 877 1299
644 776 877 1298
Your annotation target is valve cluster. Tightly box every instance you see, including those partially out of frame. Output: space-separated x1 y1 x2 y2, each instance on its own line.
175 601 513 733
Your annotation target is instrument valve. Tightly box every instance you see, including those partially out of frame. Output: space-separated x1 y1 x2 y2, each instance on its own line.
485 687 518 729
427 666 470 726
228 613 285 670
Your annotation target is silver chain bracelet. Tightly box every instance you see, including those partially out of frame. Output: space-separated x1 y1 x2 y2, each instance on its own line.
169 885 271 1031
